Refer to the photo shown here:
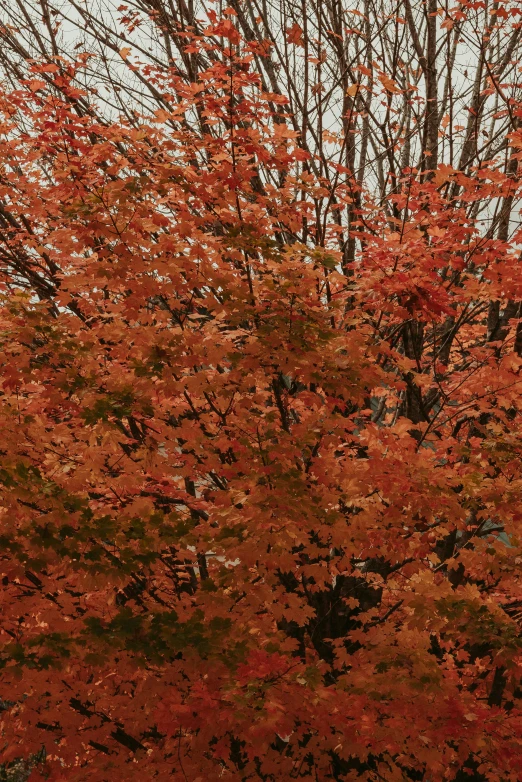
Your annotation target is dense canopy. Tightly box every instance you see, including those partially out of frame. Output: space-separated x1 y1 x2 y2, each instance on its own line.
1 2 522 780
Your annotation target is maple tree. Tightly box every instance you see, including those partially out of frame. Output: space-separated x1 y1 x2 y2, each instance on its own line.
1 3 522 781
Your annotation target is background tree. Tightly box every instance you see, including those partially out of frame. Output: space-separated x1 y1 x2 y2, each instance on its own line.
0 2 522 781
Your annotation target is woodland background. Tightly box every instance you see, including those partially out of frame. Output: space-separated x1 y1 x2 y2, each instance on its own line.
1 0 522 780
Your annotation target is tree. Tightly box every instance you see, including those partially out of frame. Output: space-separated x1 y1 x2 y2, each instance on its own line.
0 5 522 782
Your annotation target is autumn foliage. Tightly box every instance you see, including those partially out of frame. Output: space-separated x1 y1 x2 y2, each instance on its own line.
2 11 522 782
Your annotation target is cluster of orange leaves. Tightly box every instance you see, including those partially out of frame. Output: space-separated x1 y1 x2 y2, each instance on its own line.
0 21 522 782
